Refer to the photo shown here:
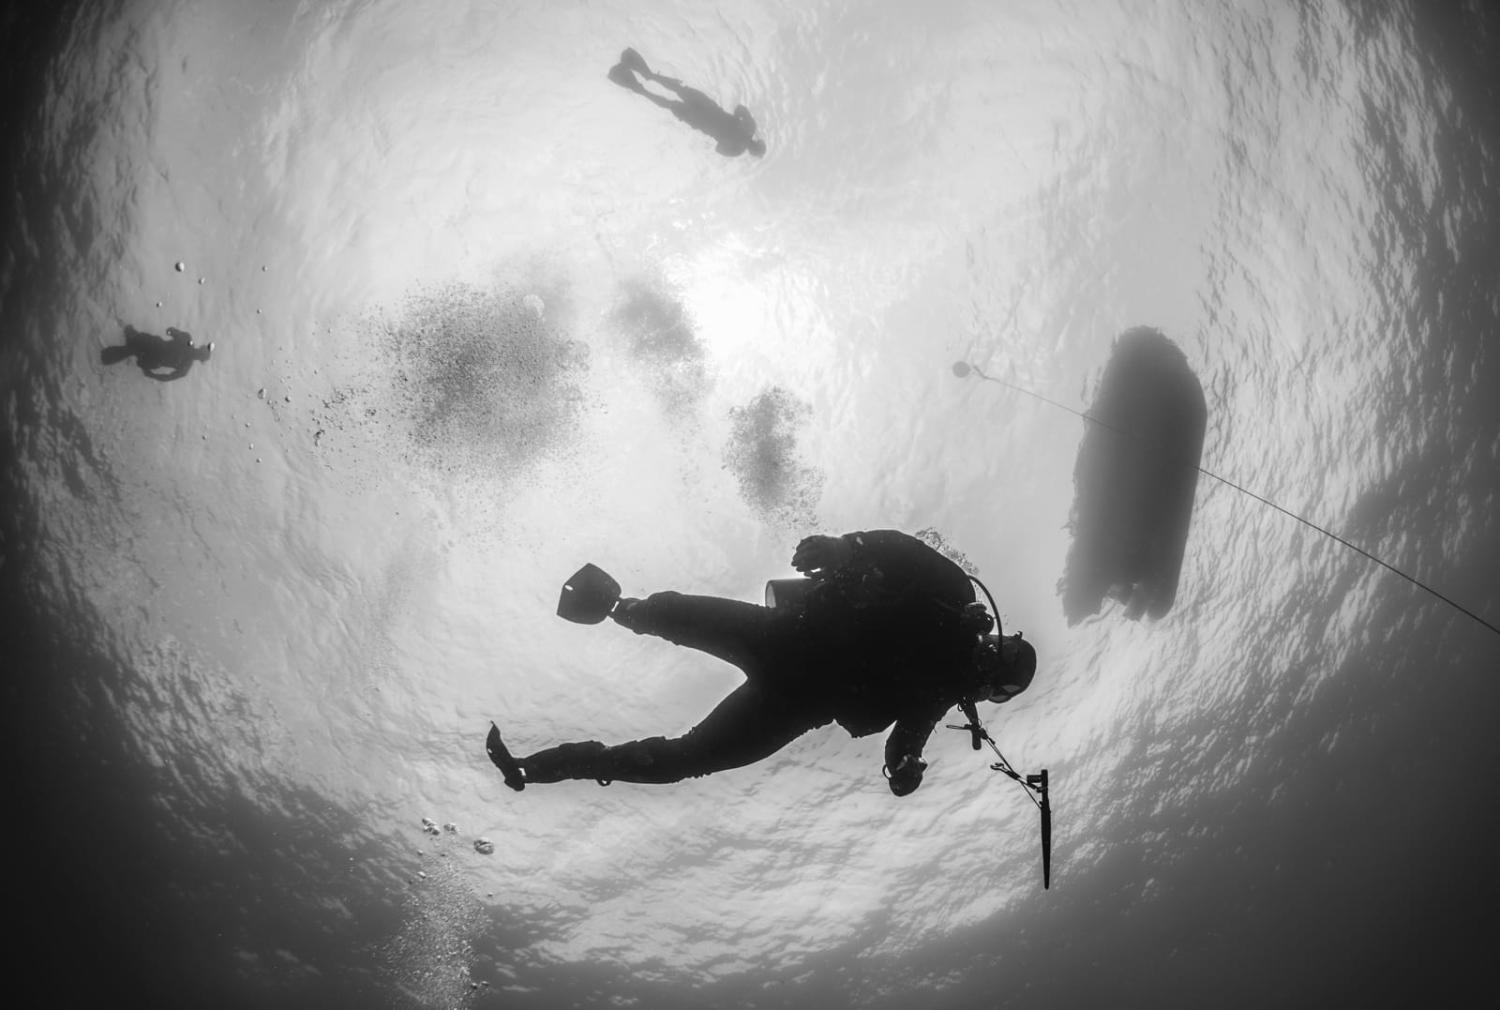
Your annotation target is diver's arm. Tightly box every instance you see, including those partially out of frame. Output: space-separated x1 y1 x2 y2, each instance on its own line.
791 533 856 577
853 531 969 591
798 530 971 602
883 709 942 796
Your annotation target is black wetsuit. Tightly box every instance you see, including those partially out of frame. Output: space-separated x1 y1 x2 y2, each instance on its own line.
520 530 983 793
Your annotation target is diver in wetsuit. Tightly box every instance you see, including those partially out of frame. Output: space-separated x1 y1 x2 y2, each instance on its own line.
101 325 213 381
487 530 1036 797
607 47 766 158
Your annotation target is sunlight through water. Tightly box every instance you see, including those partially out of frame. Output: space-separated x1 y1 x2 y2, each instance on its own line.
3 1 1498 1007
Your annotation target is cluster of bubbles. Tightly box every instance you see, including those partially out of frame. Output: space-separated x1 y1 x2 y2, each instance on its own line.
346 281 591 482
610 280 828 521
722 387 825 527
420 817 494 856
387 282 591 474
611 280 709 416
383 819 500 1006
914 527 980 575
310 273 830 527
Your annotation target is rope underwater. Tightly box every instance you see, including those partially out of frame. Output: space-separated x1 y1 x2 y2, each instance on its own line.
952 360 1500 639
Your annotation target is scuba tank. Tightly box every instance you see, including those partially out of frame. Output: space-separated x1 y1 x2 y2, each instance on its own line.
764 577 814 609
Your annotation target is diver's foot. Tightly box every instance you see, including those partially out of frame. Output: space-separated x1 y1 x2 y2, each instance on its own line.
619 47 649 74
523 740 609 785
486 722 526 792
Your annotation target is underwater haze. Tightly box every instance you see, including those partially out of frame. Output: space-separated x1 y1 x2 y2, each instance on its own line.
3 0 1498 1007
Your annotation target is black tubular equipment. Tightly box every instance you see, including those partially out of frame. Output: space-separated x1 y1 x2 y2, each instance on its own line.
949 698 1053 890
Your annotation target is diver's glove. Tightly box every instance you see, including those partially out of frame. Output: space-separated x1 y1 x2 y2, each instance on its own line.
792 535 855 579
886 755 927 797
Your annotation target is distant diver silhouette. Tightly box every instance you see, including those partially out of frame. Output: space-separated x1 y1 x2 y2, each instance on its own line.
101 325 213 381
607 46 766 158
487 530 1036 797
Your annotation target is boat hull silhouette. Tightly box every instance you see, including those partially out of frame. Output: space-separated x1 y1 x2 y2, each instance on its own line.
1059 327 1207 624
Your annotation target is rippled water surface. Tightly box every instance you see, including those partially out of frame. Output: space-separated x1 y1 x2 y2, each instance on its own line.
3 1 1497 1007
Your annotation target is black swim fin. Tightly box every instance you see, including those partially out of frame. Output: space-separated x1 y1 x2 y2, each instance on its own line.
557 563 621 624
607 62 641 90
619 47 649 75
486 722 526 791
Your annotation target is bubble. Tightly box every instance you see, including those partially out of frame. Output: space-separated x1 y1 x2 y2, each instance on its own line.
723 387 824 526
384 844 484 1006
611 280 708 415
952 361 972 378
367 281 589 477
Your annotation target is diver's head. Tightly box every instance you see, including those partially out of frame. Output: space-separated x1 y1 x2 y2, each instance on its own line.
732 105 765 157
973 632 1036 704
196 342 214 362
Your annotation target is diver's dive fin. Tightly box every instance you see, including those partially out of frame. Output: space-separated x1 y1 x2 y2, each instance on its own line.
557 563 622 624
619 47 650 75
607 62 638 88
486 722 526 791
100 346 133 365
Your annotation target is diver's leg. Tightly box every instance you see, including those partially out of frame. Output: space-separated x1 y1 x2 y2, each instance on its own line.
638 91 679 112
486 722 527 791
519 681 827 786
612 591 777 670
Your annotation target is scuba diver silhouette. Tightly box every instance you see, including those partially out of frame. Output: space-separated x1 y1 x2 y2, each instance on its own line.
607 47 766 158
101 325 213 381
487 530 1037 797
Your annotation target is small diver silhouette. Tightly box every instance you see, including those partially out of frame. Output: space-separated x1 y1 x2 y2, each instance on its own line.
607 47 766 158
101 325 213 382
